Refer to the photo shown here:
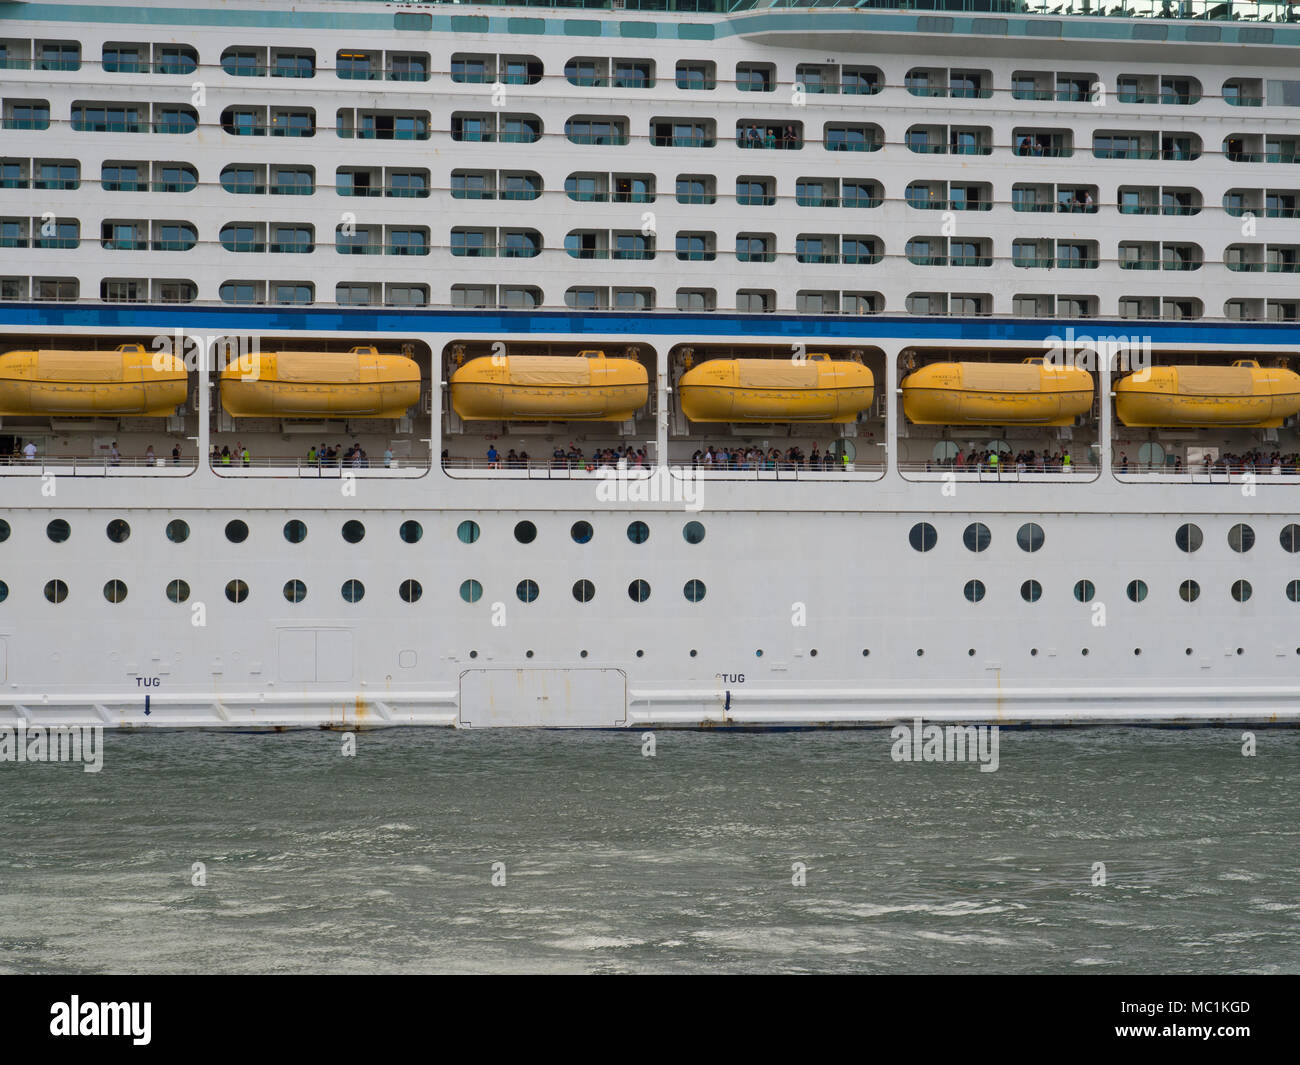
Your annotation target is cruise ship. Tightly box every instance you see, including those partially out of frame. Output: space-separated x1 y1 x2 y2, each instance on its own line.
1 0 1299 729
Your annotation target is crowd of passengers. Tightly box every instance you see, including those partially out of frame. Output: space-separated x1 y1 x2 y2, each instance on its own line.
928 449 1076 472
737 125 801 150
1118 450 1300 474
691 445 842 469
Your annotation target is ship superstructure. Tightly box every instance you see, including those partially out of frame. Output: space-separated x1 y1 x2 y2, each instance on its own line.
0 0 1298 727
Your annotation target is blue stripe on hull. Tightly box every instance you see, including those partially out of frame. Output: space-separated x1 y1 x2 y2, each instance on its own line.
2 304 1299 345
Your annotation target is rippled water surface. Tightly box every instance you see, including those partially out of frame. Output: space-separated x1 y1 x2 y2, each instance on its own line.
1 728 1297 973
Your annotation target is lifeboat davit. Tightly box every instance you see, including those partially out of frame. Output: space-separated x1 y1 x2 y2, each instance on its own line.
678 354 874 423
901 358 1094 426
219 346 421 418
0 343 187 417
1114 360 1300 428
450 350 648 421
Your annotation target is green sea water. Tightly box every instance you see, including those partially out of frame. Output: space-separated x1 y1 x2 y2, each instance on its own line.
0 727 1296 974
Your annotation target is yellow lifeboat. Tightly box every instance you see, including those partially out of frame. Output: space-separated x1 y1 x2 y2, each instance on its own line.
1114 360 1300 428
901 358 1094 426
0 343 187 417
219 346 421 418
450 350 648 421
678 354 874 423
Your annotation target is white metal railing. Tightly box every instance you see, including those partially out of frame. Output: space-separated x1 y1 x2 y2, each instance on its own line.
0 456 196 475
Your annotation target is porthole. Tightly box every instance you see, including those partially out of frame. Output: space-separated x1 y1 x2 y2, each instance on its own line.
44 579 68 603
0 580 7 602
862 649 870 657
1021 579 1042 603
1281 524 1300 553
572 579 595 603
962 522 990 553
526 650 534 659
1175 523 1202 553
460 579 483 603
1016 522 1044 553
916 648 924 657
683 520 705 544
0 518 8 541
341 578 365 603
225 579 248 603
689 649 697 657
570 520 593 544
1228 523 1255 554
105 519 130 543
964 579 986 603
1185 648 1193 656
756 649 764 658
517 579 539 603
46 519 70 543
283 579 307 603
342 520 365 544
1231 579 1252 603
1287 579 1300 603
283 519 307 544
683 578 706 603
1180 579 1200 603
469 650 478 659
1236 647 1245 656
626 520 649 544
399 520 423 544
166 579 190 603
514 520 537 544
1073 580 1095 603
810 649 818 657
103 579 127 603
165 519 190 543
225 519 248 543
1134 648 1142 656
400 579 422 603
1030 648 1038 656
580 650 589 659
967 648 976 656
1081 648 1090 656
457 520 480 544
628 579 650 603
1126 580 1148 603
909 522 937 552
636 649 644 658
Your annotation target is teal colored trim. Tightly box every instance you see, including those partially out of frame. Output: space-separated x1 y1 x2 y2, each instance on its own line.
563 18 603 37
3 3 1300 48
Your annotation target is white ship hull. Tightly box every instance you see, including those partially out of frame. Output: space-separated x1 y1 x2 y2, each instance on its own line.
2 0 1299 726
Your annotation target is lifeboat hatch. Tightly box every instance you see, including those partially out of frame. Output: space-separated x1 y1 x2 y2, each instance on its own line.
458 668 628 728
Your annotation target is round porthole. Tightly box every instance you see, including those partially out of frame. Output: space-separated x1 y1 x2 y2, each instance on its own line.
225 579 248 603
44 579 68 603
400 520 423 544
628 579 650 603
283 579 307 603
1021 579 1042 603
682 521 705 544
103 579 128 603
106 519 130 543
1074 580 1095 603
909 522 937 552
570 520 593 544
283 519 307 544
626 521 649 544
166 518 190 543
46 519 70 543
166 579 190 603
1175 523 1202 553
517 579 539 603
400 579 422 603
224 519 248 543
963 522 990 553
683 579 706 603
457 520 480 544
342 520 365 544
341 578 365 603
514 520 537 544
1016 522 1044 553
572 579 595 603
460 579 483 603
